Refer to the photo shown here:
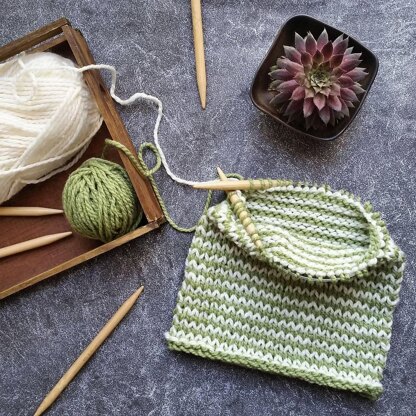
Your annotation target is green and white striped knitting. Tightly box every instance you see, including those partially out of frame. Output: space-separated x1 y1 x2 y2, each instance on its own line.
166 181 405 399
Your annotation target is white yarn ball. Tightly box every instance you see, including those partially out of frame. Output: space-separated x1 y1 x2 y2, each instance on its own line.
0 52 102 204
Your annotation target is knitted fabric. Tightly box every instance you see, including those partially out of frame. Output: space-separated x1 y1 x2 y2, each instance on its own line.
166 181 405 399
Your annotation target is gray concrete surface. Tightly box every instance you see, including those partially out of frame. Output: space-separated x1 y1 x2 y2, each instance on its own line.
0 1 415 415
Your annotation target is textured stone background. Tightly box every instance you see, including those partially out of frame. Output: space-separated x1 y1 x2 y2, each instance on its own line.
1 1 415 415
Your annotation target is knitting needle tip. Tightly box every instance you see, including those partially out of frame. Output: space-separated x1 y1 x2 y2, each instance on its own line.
133 285 144 299
216 167 225 178
0 231 72 260
191 0 207 110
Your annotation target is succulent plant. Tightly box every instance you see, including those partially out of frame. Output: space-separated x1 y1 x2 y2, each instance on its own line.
268 29 368 130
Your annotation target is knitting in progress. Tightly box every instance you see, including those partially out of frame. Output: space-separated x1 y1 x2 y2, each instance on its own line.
166 181 405 399
0 52 102 204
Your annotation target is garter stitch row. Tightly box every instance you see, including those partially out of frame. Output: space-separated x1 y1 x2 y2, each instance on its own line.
166 181 405 399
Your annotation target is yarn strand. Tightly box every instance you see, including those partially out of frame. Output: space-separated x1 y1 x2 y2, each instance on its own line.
2 52 216 232
76 64 208 187
103 139 213 233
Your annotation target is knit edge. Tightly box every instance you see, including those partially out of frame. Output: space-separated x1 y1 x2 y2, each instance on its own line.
165 334 383 400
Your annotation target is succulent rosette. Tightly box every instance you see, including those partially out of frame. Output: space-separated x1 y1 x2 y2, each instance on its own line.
268 29 368 130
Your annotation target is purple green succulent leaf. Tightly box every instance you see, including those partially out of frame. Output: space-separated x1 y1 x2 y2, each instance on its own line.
314 50 324 65
313 94 326 111
340 100 350 116
346 67 367 81
327 94 342 111
301 52 313 67
316 29 329 50
330 54 344 68
269 68 292 80
278 79 299 92
294 32 306 52
270 91 292 106
291 86 306 100
351 83 365 94
340 88 359 102
305 32 317 55
321 42 334 61
339 75 355 88
319 106 331 124
333 37 349 55
283 46 302 63
303 98 314 117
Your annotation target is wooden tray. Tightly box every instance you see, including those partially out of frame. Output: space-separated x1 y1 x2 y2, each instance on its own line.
0 18 165 299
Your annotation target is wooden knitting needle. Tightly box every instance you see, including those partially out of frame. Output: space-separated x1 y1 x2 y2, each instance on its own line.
191 0 207 109
0 207 63 216
34 286 144 416
217 168 262 249
193 178 292 191
0 232 71 259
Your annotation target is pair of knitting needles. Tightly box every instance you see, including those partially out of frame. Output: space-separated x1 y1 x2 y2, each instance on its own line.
195 170 292 250
206 167 281 250
0 207 71 259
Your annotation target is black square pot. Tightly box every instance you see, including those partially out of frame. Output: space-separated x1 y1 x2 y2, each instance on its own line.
250 15 379 141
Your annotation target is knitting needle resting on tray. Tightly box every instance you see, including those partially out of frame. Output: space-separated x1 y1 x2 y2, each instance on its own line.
0 232 72 259
0 207 63 216
217 168 262 250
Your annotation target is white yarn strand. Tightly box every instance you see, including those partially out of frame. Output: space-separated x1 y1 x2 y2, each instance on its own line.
76 64 204 186
0 52 208 205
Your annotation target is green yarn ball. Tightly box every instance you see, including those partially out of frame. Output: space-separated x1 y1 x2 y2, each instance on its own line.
63 158 142 243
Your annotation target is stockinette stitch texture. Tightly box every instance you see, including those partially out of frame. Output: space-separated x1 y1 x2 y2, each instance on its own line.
166 181 405 399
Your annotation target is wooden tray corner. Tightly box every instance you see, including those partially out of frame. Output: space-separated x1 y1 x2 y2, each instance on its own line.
0 18 165 299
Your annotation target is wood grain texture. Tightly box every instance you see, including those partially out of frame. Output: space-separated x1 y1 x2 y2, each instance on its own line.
0 232 72 260
0 20 165 299
62 26 164 223
0 17 69 61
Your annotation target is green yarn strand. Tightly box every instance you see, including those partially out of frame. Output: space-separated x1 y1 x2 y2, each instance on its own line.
104 139 213 233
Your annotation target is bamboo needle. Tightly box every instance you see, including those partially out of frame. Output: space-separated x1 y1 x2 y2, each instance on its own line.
0 207 63 216
217 168 262 250
193 178 292 191
0 232 72 259
191 0 207 109
34 286 144 416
